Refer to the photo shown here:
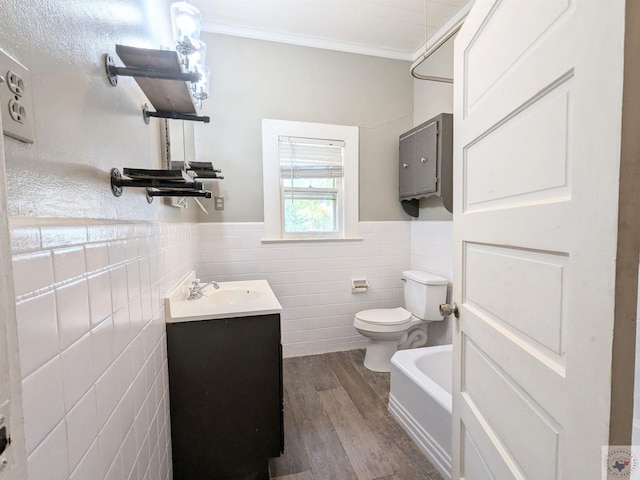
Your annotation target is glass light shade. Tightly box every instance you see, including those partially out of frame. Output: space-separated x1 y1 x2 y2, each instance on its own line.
192 65 211 101
171 1 202 55
187 40 207 71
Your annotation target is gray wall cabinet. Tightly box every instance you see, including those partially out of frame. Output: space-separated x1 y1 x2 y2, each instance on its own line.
399 113 453 216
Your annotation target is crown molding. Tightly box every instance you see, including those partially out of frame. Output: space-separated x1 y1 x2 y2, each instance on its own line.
201 22 416 61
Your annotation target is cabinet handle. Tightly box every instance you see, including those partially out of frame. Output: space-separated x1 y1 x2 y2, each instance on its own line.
403 163 409 168
421 157 427 163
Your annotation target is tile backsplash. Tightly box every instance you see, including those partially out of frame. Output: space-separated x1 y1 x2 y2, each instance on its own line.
197 221 413 357
10 220 196 480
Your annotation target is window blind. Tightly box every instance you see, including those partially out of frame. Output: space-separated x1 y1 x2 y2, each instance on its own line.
279 136 344 178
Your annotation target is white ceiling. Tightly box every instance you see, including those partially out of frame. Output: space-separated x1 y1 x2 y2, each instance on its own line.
190 0 472 60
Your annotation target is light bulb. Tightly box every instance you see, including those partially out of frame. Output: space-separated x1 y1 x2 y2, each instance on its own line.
192 65 211 102
187 40 207 71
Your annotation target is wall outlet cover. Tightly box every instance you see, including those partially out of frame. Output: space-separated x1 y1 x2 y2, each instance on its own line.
0 49 35 143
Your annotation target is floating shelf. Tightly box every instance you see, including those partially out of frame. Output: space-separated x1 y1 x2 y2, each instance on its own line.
187 161 224 179
105 44 210 124
110 168 213 204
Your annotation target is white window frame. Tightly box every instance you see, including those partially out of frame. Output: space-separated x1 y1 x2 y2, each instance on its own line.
262 119 360 242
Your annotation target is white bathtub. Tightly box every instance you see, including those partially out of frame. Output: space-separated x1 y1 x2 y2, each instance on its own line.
389 344 452 479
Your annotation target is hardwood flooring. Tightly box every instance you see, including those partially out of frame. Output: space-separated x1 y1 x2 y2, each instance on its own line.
269 350 444 480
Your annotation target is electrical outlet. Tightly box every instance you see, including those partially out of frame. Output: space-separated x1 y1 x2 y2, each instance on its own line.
214 196 224 210
0 49 35 143
8 99 25 123
6 71 24 96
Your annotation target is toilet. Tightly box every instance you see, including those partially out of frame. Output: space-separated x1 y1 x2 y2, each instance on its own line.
354 270 448 372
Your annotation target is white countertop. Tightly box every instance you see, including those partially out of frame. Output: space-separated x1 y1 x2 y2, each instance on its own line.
165 273 283 323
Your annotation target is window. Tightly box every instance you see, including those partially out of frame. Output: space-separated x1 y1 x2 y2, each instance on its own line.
262 119 359 241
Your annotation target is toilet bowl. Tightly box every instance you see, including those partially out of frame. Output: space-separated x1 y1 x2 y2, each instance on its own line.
354 307 425 372
354 270 448 372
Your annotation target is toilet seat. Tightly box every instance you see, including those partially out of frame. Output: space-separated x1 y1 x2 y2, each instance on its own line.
355 307 411 325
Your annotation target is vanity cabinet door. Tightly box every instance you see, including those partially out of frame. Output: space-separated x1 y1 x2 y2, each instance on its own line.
167 314 283 480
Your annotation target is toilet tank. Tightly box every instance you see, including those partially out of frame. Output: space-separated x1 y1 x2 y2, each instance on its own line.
402 270 449 320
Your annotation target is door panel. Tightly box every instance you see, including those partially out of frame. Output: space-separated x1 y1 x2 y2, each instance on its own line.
464 78 571 211
414 122 438 194
399 133 415 196
462 338 561 480
453 0 627 478
464 243 567 356
465 0 571 110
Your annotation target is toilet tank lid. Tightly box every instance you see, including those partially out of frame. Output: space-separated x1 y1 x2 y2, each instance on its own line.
402 270 449 286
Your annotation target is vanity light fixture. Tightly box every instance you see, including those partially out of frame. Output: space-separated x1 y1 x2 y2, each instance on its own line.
171 1 202 56
104 1 211 120
170 1 210 106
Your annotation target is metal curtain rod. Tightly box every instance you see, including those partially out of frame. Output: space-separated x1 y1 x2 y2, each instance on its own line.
410 15 466 83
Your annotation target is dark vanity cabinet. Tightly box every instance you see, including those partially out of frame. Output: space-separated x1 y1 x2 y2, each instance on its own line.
399 113 453 216
166 314 284 480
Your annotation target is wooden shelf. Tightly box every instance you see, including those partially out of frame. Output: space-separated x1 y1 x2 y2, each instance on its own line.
105 44 209 122
114 44 196 114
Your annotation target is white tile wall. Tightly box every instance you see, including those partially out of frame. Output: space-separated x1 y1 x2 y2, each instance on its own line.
198 222 413 357
10 220 197 480
410 220 454 282
411 220 454 346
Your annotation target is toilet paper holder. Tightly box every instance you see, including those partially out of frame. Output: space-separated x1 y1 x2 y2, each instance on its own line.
351 279 369 293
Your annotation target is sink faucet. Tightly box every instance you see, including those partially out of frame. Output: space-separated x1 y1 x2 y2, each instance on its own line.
188 280 203 300
187 279 220 300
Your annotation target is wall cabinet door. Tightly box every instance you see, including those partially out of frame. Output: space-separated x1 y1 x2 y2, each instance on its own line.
399 119 439 198
413 121 438 195
398 113 453 213
399 132 416 197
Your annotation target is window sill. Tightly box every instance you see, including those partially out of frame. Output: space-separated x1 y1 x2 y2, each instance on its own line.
261 236 363 244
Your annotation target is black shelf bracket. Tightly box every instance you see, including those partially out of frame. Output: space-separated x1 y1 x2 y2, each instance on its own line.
110 168 212 204
146 189 212 198
142 103 210 125
105 54 199 87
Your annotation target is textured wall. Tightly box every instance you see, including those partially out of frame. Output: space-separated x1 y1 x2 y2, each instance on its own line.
0 0 197 222
193 33 414 223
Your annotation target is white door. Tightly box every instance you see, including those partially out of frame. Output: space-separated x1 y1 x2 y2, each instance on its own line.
0 113 27 479
453 1 630 478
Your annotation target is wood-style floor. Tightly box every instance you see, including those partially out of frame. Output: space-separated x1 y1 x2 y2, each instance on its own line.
269 349 444 480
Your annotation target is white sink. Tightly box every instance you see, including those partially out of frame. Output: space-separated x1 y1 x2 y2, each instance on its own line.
165 273 282 323
206 288 260 305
